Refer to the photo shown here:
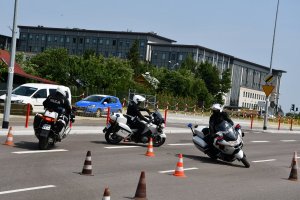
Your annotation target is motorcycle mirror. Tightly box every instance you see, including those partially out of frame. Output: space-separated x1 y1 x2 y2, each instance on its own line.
187 123 193 128
116 114 120 118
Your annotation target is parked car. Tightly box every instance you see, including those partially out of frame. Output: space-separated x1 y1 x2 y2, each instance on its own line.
0 83 71 113
75 95 122 117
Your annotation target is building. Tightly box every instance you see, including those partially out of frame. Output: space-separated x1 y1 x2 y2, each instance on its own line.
17 25 175 61
15 25 286 113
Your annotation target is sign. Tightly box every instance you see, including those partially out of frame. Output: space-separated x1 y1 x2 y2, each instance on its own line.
264 74 274 83
262 85 275 97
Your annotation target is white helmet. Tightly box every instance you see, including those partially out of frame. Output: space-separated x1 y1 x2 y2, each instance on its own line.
211 103 222 112
56 86 66 97
133 94 145 104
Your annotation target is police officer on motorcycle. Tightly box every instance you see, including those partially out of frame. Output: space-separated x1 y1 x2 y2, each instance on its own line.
34 86 74 140
126 94 151 143
204 103 234 152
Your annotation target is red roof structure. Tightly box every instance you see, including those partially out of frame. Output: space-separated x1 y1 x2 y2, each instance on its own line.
0 50 56 84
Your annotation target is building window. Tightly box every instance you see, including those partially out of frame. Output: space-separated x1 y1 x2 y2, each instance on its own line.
162 53 166 60
41 35 45 41
47 36 51 42
36 35 39 40
126 41 130 47
66 37 70 43
79 38 83 44
93 39 96 44
29 34 33 40
99 39 103 44
86 38 90 44
73 38 76 43
106 40 110 45
119 41 123 46
54 36 58 42
112 40 116 46
60 37 64 43
179 54 183 61
140 41 145 47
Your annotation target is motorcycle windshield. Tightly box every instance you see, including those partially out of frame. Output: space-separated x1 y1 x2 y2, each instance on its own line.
215 121 238 141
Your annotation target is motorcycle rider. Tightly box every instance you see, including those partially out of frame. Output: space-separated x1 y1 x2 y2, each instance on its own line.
34 86 73 140
204 103 234 152
126 94 151 143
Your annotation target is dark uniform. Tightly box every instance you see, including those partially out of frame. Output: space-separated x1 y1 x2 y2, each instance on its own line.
126 101 150 141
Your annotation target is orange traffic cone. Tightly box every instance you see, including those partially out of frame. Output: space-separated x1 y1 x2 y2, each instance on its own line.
173 154 186 177
80 151 94 176
102 187 111 200
4 127 14 146
288 151 298 181
145 138 155 157
134 171 147 200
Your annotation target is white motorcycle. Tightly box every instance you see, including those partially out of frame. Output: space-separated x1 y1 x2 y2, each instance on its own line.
103 110 166 147
188 121 250 168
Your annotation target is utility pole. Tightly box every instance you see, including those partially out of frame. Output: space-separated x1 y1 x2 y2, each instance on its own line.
263 0 280 130
2 0 19 129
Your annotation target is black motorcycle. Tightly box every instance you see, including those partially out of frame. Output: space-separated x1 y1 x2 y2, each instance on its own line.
34 108 75 150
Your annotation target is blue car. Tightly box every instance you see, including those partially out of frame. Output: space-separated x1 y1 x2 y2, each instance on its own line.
75 95 123 117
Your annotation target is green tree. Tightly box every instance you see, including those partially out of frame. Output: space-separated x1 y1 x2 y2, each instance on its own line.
127 40 140 75
30 48 70 84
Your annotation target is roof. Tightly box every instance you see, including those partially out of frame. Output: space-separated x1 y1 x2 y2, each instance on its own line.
0 50 56 84
18 25 176 43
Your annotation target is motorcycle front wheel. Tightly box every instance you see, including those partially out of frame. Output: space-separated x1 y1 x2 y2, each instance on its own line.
105 131 123 144
241 154 250 168
153 135 166 147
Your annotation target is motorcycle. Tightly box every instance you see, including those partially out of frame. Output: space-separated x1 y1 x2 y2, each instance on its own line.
103 110 166 147
188 121 250 168
34 108 74 150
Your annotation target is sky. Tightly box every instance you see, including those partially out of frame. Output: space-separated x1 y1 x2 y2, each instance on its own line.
1 0 299 113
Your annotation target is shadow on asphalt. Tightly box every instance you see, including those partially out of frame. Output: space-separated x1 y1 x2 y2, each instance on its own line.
183 154 245 168
14 141 38 150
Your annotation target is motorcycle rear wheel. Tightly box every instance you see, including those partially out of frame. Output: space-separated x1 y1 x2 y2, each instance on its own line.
39 137 49 150
105 131 123 144
241 154 250 168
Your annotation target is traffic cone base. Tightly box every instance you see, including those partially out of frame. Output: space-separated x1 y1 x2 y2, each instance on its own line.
134 171 147 200
80 151 94 176
102 187 111 200
288 151 298 181
4 127 14 146
173 154 186 177
145 138 155 157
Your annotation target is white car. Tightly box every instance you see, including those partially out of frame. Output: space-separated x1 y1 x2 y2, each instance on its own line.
0 83 71 113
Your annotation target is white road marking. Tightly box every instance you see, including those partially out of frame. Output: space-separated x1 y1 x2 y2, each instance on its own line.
167 143 194 146
104 146 141 149
252 159 276 163
280 140 297 142
0 185 56 195
12 149 68 154
159 167 198 173
251 141 270 143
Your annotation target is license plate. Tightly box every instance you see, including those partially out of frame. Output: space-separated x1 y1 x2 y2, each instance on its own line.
42 124 51 130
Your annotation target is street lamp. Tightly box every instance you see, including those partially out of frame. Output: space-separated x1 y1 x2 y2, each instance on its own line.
263 0 280 130
2 0 18 128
